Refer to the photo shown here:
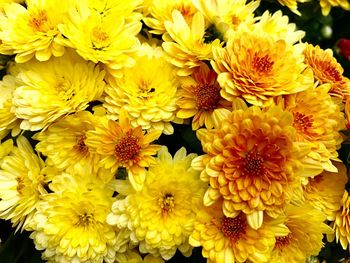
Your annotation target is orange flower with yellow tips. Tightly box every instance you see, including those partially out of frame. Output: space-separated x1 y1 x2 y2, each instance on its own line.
192 105 322 229
176 63 231 130
86 110 161 191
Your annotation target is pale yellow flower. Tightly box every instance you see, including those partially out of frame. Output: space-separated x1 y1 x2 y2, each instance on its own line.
320 0 350 15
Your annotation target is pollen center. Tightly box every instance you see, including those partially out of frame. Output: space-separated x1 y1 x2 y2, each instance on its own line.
159 193 175 214
114 133 141 163
29 11 48 32
75 212 94 227
195 84 221 110
242 151 264 177
253 54 274 74
324 62 342 82
74 135 89 156
221 215 247 242
275 234 292 249
293 112 313 132
91 26 109 49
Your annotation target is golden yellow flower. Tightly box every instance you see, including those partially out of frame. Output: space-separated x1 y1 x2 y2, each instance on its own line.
107 147 206 260
329 190 350 250
192 0 260 38
303 162 348 221
189 201 287 263
12 50 105 131
103 44 180 135
30 171 129 263
143 0 197 35
253 10 305 44
162 10 221 76
86 111 161 191
212 30 313 107
275 0 306 15
0 75 21 138
192 105 322 229
0 0 70 63
176 63 231 130
115 250 164 263
0 0 23 10
57 0 142 77
0 136 51 231
33 111 102 172
269 203 332 263
303 43 350 99
280 84 345 172
319 0 350 15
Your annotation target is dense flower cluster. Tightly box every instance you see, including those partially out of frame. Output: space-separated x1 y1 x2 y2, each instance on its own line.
0 0 349 263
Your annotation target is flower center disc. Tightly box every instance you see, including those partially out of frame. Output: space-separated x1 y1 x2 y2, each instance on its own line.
221 215 247 242
243 151 264 177
195 84 221 110
114 133 141 162
253 54 274 74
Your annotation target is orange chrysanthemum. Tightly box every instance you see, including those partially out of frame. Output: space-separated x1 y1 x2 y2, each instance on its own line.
212 30 313 107
85 111 161 191
192 105 322 229
303 43 350 99
176 63 231 130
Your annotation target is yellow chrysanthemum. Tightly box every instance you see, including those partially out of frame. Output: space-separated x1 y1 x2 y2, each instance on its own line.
0 0 23 10
115 249 164 263
189 201 288 263
57 0 142 77
212 30 313 107
303 43 350 99
0 0 71 63
103 44 180 135
0 75 21 138
329 190 350 250
269 203 332 263
192 105 322 229
0 136 52 231
253 10 305 44
192 0 260 38
280 84 345 172
86 111 161 191
143 0 198 35
12 50 105 131
107 147 206 260
162 10 221 76
319 0 350 15
176 62 231 130
275 0 306 15
303 162 348 221
30 171 129 263
33 111 102 172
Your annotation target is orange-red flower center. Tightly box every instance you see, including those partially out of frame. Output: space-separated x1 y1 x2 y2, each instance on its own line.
323 62 342 82
74 135 89 156
194 84 221 110
253 54 274 74
293 112 313 133
159 193 175 215
221 214 247 242
275 234 292 249
29 11 48 32
242 151 265 177
114 133 141 162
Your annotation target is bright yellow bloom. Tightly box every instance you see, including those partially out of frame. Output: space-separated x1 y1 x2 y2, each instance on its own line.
162 10 221 76
303 162 348 221
0 0 70 63
107 147 206 260
86 111 161 191
0 136 51 231
275 0 306 15
57 0 142 77
303 43 350 99
176 63 231 130
0 0 23 10
253 10 305 44
33 111 102 172
212 30 313 107
143 0 197 35
115 249 164 263
12 50 105 131
192 0 260 37
0 75 21 138
280 84 345 172
319 0 350 15
104 44 180 135
189 201 287 263
30 171 129 263
269 203 332 263
192 106 322 229
329 190 350 250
